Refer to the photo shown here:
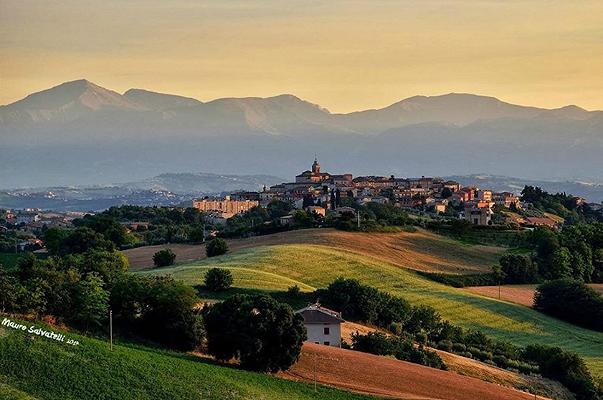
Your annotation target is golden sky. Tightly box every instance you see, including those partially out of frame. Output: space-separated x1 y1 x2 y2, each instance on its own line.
1 0 602 112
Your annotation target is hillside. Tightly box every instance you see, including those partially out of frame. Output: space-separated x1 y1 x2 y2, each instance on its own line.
125 228 504 273
280 343 556 400
140 241 603 376
0 318 372 400
2 80 603 187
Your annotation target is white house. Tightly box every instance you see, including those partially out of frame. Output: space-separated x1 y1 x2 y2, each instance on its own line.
295 303 344 347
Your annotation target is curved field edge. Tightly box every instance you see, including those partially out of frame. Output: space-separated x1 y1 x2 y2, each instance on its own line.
125 228 505 274
0 321 373 400
142 244 603 377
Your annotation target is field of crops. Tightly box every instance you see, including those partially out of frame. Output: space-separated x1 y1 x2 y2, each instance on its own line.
126 228 504 273
143 244 603 377
0 319 372 400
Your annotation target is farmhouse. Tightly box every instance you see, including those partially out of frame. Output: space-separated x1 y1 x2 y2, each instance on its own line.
296 303 344 347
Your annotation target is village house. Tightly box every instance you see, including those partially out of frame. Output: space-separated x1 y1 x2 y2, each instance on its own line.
295 303 344 347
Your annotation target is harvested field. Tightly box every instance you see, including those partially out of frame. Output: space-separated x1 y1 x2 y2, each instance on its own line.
466 283 603 307
280 343 550 400
125 228 504 273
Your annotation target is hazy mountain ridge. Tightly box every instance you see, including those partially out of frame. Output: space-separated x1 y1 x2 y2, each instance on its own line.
1 79 602 187
0 172 284 211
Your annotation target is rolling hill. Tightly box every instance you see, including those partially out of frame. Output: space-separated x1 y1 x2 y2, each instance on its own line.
0 316 563 400
2 80 602 187
136 230 603 377
0 318 372 400
124 228 504 273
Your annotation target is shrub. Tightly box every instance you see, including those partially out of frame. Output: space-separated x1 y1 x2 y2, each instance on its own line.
203 294 306 372
523 344 598 400
204 268 234 292
286 285 301 297
153 248 176 267
436 340 453 352
205 237 229 257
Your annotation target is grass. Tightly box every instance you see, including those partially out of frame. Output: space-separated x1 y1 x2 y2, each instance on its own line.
0 319 373 400
142 244 603 377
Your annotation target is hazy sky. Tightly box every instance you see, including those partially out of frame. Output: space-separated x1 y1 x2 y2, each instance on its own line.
1 0 602 112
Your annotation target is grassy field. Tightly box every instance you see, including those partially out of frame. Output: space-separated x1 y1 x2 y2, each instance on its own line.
0 319 372 400
126 228 505 273
141 244 603 377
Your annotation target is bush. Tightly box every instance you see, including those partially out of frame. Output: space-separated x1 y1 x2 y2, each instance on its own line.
523 344 598 400
204 268 233 292
203 294 306 372
153 248 176 267
206 238 229 257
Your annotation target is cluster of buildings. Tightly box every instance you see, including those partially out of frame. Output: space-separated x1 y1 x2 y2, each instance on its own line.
192 158 535 227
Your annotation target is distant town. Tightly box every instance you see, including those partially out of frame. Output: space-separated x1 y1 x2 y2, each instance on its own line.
191 157 603 228
3 158 603 255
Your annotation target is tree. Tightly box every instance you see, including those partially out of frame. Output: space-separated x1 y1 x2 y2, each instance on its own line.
139 276 205 351
498 254 537 283
153 248 176 267
61 227 114 255
68 249 129 284
72 272 109 331
550 247 572 279
204 294 306 372
534 279 603 332
441 187 453 199
204 268 233 291
206 237 228 257
0 265 20 312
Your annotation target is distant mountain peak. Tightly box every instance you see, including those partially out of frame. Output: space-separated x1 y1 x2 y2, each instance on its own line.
123 88 202 110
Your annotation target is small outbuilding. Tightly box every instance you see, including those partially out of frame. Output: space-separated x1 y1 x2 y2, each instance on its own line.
295 303 344 347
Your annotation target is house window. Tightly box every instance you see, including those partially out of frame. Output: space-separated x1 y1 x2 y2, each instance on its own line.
324 341 330 346
314 341 319 344
323 327 330 335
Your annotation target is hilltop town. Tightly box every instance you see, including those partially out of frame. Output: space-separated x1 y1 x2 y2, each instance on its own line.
192 157 600 229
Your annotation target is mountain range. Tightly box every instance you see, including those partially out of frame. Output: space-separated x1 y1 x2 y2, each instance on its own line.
1 79 602 187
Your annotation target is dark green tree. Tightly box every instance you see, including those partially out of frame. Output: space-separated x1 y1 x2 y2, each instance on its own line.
206 237 228 257
153 248 176 267
204 294 306 372
72 272 109 331
204 267 233 291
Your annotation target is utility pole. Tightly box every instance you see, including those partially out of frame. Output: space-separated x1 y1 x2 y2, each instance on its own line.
109 309 113 351
314 352 317 393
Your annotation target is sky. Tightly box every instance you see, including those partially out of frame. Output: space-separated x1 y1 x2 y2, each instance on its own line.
1 0 602 113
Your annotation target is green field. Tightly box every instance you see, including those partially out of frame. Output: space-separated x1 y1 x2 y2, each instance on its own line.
0 319 371 400
142 244 603 377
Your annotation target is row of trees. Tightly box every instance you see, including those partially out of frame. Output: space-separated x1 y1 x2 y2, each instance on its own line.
497 224 603 284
